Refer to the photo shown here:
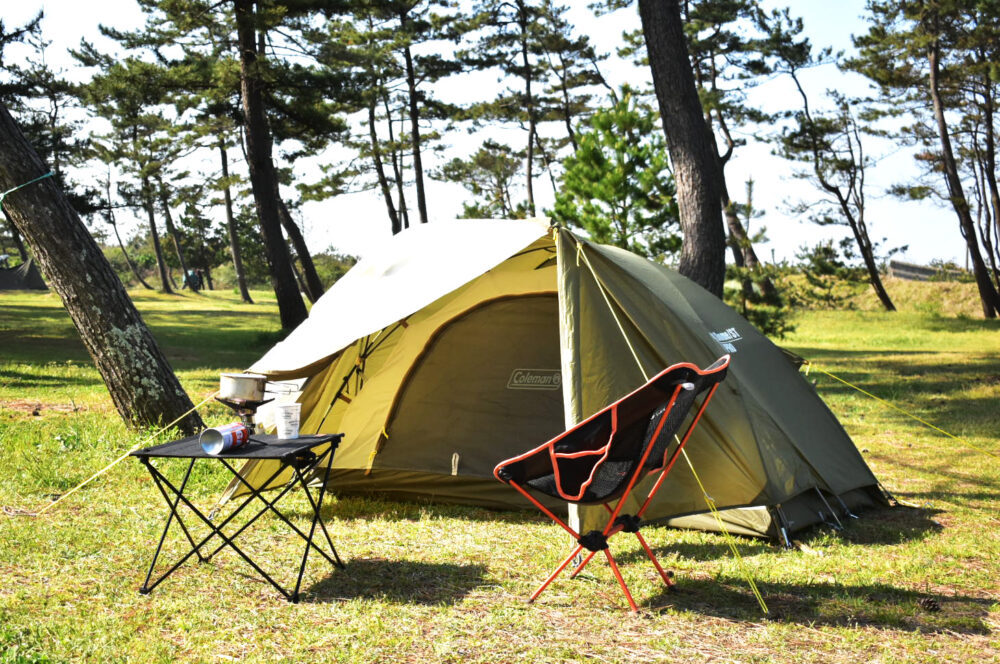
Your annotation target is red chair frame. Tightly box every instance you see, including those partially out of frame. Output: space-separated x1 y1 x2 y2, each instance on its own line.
494 355 730 611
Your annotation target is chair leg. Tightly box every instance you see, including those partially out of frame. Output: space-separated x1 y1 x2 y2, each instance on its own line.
603 549 638 612
529 544 584 604
634 531 675 589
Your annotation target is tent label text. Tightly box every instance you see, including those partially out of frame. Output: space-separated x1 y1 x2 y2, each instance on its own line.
508 369 562 390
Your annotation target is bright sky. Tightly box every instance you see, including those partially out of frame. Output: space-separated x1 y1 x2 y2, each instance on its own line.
3 0 970 266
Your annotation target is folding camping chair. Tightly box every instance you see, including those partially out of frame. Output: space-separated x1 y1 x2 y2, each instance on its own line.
493 355 730 612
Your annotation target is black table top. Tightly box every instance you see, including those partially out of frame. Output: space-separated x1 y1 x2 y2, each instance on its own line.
131 433 342 462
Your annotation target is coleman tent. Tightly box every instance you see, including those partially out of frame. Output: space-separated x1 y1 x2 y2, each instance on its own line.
234 218 885 539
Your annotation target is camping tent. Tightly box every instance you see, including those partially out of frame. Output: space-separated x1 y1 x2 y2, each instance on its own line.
0 258 47 290
234 218 885 539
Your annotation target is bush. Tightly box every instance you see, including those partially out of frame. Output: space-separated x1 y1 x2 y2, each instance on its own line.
723 263 796 339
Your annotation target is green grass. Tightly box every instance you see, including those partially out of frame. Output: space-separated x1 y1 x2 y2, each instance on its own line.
1 286 999 663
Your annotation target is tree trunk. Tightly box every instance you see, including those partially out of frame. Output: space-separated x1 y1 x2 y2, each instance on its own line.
219 144 253 303
533 128 559 197
927 38 1000 317
519 4 537 217
157 179 191 290
556 56 579 152
110 217 153 290
979 76 1000 288
102 173 152 290
368 101 402 235
234 0 307 329
638 0 725 296
142 174 173 294
401 28 428 225
277 198 323 303
719 181 777 300
0 102 203 434
388 98 410 229
840 196 896 312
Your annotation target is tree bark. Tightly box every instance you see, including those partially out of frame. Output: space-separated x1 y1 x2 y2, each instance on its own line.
368 101 402 235
234 0 307 329
277 198 324 303
219 144 253 303
401 16 428 225
927 37 1000 317
518 1 536 216
979 73 1000 288
638 0 725 296
157 179 192 290
387 97 410 229
110 217 153 290
141 174 173 294
0 102 203 434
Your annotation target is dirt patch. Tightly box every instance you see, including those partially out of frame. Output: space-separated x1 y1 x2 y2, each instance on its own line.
0 400 87 415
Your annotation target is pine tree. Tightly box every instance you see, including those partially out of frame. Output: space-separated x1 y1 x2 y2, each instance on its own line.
0 101 203 434
765 8 896 312
638 0 725 296
847 0 1000 317
553 88 679 258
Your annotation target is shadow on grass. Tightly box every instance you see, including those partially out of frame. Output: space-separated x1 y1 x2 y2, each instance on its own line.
316 492 555 527
832 505 945 545
918 316 1000 334
0 368 99 387
305 558 487 605
651 576 994 635
601 507 943 570
866 452 1000 499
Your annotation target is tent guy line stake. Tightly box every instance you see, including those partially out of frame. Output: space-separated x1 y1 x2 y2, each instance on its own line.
24 391 220 517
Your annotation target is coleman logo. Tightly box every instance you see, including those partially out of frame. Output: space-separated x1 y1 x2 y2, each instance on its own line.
711 327 743 354
507 369 562 390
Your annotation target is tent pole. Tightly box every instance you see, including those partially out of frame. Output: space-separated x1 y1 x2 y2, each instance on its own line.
771 506 794 549
834 494 859 519
813 487 843 529
314 320 409 432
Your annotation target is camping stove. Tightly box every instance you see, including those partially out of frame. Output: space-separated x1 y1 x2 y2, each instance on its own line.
215 396 272 430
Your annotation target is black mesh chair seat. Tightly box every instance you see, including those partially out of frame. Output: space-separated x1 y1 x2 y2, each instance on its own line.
494 355 730 612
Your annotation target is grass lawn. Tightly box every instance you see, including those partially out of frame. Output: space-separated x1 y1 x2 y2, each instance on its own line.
1 283 998 663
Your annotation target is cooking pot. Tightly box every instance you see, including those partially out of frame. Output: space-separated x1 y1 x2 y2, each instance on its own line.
219 372 268 401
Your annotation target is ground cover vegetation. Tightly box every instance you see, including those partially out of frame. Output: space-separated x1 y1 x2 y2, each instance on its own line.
0 285 997 663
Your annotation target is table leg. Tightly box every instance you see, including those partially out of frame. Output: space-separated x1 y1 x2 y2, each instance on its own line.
140 458 196 594
140 459 295 599
290 444 341 602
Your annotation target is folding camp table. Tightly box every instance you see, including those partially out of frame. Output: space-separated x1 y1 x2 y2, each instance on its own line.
131 433 343 602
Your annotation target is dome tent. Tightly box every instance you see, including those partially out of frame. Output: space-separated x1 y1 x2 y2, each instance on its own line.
231 218 885 539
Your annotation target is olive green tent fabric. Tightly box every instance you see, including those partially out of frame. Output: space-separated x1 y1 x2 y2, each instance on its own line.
557 231 883 535
229 220 884 539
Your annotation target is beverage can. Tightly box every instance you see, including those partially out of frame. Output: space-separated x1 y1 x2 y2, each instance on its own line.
200 422 251 455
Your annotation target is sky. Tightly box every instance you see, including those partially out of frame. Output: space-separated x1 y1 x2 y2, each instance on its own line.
2 0 971 266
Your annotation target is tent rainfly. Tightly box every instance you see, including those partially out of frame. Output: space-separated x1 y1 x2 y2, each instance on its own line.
232 218 886 539
0 258 46 290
